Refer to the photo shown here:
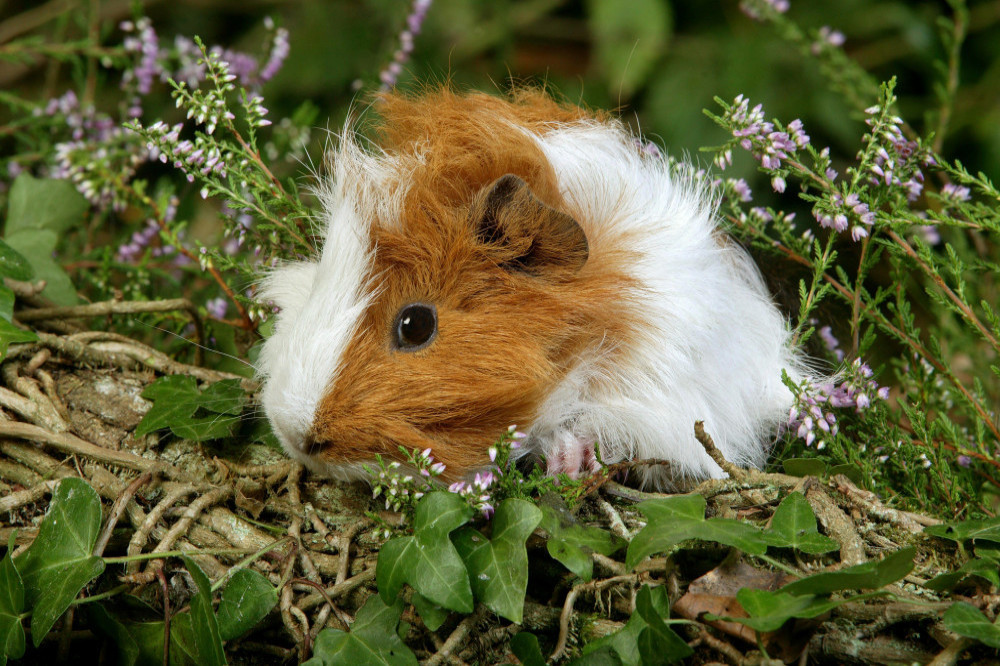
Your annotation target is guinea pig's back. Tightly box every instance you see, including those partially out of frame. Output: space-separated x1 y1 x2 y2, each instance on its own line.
529 119 806 480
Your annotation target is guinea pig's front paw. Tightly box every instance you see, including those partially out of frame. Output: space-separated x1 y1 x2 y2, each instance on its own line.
545 431 601 480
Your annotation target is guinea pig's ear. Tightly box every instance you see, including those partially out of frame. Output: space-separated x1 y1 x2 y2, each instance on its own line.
474 174 588 275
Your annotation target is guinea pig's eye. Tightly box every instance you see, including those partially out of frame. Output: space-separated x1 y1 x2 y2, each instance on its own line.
393 303 437 351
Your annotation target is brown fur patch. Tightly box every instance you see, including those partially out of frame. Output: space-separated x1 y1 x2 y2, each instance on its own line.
311 89 639 479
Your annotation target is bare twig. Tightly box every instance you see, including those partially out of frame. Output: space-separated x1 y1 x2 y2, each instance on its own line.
694 421 748 481
17 298 207 366
0 479 59 512
126 483 200 575
93 471 153 558
425 605 489 666
0 420 182 477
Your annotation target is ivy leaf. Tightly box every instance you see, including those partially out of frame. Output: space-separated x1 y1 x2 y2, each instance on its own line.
0 286 14 322
4 229 77 306
583 585 690 665
943 602 1000 649
779 547 916 596
410 591 449 632
539 502 623 582
760 492 839 554
14 478 106 647
84 604 139 666
180 555 227 666
453 499 541 623
827 463 864 485
924 558 1000 592
510 632 546 666
0 319 37 363
626 494 768 569
376 492 474 613
6 174 88 237
216 568 278 641
304 595 417 666
571 646 623 665
0 239 33 282
925 517 1000 545
0 534 26 666
634 585 694 664
136 376 246 441
782 458 827 478
709 588 886 633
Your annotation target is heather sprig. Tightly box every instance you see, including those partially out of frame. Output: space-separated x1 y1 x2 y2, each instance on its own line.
709 5 1000 508
127 35 314 325
379 0 434 89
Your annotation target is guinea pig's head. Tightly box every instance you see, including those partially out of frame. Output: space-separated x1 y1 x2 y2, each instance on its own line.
256 99 600 481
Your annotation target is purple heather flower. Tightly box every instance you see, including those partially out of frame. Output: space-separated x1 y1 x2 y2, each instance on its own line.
380 0 433 89
260 18 290 83
771 175 786 193
786 357 888 447
205 297 228 319
818 325 844 361
730 178 752 202
941 183 971 202
916 224 940 245
812 26 845 54
957 455 971 468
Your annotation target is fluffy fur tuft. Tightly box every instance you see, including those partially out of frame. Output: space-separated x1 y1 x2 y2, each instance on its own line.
256 88 812 486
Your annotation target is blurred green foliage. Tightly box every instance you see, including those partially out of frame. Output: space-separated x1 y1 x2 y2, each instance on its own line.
114 0 1000 177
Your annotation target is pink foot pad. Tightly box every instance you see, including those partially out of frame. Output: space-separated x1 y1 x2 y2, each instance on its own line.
545 431 601 479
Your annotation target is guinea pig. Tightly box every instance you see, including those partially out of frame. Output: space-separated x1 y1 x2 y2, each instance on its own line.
256 88 813 487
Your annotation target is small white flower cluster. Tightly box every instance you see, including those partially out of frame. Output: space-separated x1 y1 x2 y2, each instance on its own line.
172 49 237 136
243 92 272 129
367 447 447 514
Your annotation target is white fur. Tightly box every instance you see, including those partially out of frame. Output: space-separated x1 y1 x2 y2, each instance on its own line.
256 134 405 472
530 121 805 480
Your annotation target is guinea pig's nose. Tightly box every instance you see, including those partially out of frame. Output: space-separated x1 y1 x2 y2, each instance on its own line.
301 428 322 455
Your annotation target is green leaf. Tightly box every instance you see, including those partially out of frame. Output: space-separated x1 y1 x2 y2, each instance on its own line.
0 318 37 363
943 602 1000 649
180 555 227 666
539 502 623 582
717 589 848 632
625 494 768 569
216 568 278 641
510 632 546 666
14 478 106 647
0 239 33 282
827 464 864 486
0 286 15 322
585 0 670 95
571 646 623 665
376 492 473 613
410 591 449 632
84 604 139 666
634 585 693 664
782 458 827 477
760 492 839 554
171 614 208 665
5 230 77 306
453 499 541 623
0 534 26 665
304 595 417 666
925 517 1000 545
780 547 916 596
584 586 689 665
924 558 1000 592
136 376 246 441
5 174 88 237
